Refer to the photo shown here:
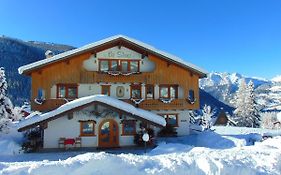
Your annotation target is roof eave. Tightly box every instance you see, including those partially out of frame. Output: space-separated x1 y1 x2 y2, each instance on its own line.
18 35 208 77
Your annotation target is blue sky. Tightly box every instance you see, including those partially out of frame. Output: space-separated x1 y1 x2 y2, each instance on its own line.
0 0 280 79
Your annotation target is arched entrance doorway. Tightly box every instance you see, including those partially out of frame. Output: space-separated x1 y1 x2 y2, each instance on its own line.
98 119 119 148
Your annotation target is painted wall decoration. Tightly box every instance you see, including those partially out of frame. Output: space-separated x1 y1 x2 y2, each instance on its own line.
116 86 125 98
83 46 155 72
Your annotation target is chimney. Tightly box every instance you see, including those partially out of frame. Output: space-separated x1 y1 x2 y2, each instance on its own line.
45 50 54 59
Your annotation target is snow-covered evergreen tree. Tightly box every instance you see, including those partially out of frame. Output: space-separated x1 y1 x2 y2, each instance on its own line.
201 105 215 129
233 79 247 117
189 105 216 131
0 67 13 132
261 112 279 129
246 81 261 127
233 79 261 127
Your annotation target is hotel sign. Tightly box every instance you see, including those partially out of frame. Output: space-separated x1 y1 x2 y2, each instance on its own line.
97 47 142 59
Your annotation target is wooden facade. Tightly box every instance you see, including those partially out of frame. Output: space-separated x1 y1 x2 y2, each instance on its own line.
25 38 203 112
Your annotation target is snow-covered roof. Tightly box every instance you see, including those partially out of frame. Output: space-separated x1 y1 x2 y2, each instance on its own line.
18 35 207 77
18 95 166 131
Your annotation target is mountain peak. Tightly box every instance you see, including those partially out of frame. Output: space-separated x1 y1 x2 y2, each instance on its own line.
272 75 281 82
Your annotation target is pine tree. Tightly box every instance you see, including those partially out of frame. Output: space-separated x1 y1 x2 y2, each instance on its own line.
0 67 13 132
233 78 248 119
246 80 261 127
233 79 261 127
201 105 215 130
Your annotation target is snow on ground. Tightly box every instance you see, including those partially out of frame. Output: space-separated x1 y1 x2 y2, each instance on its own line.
0 123 23 156
0 126 281 175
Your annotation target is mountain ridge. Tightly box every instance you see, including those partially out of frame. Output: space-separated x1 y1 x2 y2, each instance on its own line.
200 72 281 112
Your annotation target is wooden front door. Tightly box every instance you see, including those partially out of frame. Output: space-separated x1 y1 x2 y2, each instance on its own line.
98 119 119 148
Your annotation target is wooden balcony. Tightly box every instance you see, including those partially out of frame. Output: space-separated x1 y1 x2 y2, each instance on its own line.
122 99 192 110
31 98 67 112
31 98 194 112
94 72 150 83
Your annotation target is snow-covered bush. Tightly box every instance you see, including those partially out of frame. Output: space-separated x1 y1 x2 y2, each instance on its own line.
261 112 280 129
12 106 24 121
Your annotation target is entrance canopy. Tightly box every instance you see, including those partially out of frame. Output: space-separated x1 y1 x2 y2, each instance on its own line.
18 95 166 131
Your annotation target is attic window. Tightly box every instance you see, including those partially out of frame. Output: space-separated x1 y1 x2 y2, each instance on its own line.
98 59 140 73
100 60 109 71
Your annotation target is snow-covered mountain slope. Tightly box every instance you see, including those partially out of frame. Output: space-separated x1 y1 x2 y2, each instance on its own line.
0 35 74 105
200 72 281 112
272 75 281 82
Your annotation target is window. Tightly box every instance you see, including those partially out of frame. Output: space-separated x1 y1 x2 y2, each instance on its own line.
121 60 128 72
160 114 178 127
122 120 136 135
80 121 95 136
100 60 109 71
37 88 45 100
160 86 169 98
99 59 140 73
111 60 118 71
145 85 154 99
57 84 78 99
130 61 139 72
131 84 141 99
188 90 195 103
58 86 66 98
101 85 111 96
159 85 178 99
68 87 78 98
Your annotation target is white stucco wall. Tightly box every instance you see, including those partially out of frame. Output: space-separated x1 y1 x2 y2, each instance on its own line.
43 108 143 148
151 110 190 136
43 108 190 148
83 46 155 72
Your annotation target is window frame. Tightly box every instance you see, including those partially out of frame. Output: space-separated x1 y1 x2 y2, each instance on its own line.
37 88 45 100
158 113 179 127
159 85 178 99
101 85 111 96
56 84 78 99
122 120 136 136
80 121 96 137
98 59 140 73
130 84 142 99
145 84 154 99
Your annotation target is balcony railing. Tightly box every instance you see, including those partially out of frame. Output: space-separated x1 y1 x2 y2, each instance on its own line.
32 98 67 112
122 99 192 110
94 72 149 83
31 98 194 112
